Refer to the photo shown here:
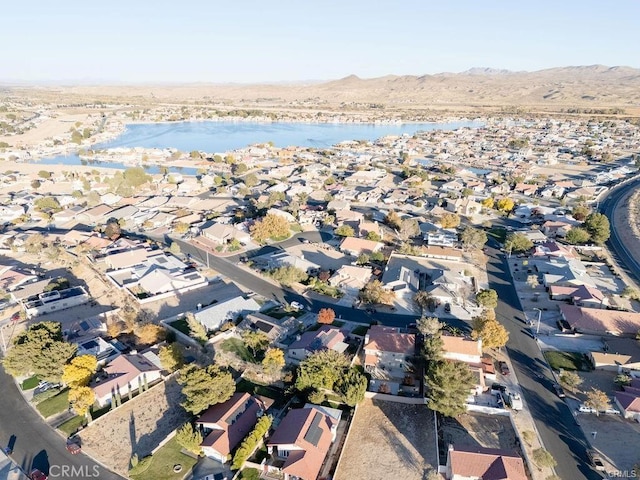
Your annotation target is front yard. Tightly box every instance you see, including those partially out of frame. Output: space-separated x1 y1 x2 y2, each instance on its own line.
543 351 591 371
36 389 69 418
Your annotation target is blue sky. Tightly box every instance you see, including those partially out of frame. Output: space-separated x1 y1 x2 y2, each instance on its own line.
2 0 638 83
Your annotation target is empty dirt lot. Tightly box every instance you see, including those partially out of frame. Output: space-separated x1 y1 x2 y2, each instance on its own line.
334 398 438 480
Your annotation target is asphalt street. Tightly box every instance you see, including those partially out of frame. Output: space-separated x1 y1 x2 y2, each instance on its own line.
486 240 602 480
0 365 123 480
600 176 640 285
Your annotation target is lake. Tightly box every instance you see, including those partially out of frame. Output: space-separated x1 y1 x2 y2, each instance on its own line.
35 119 483 174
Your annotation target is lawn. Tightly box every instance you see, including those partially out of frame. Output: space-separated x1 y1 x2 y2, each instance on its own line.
58 415 87 437
36 389 69 418
21 375 40 390
544 351 591 371
332 320 345 327
239 468 260 480
351 325 369 336
169 318 190 335
220 338 256 363
488 227 507 244
129 437 198 480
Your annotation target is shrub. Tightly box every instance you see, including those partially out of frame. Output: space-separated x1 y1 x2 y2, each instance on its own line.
231 415 272 470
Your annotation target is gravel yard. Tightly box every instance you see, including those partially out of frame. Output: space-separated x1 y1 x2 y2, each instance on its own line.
334 398 438 480
78 376 189 476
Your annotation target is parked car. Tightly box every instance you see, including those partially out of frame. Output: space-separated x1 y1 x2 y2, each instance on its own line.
552 383 566 398
444 303 451 313
66 441 81 455
491 383 507 395
498 361 510 375
506 392 523 411
30 470 47 480
290 301 304 311
578 404 596 413
587 449 606 471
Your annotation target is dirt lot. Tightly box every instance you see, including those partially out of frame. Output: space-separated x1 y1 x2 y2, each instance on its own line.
334 398 438 480
78 376 189 476
578 414 640 474
439 412 519 463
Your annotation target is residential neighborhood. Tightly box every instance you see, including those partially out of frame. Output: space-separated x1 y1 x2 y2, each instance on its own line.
0 106 639 480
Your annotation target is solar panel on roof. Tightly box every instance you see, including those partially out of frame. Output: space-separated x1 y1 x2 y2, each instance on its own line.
303 412 323 447
156 257 168 264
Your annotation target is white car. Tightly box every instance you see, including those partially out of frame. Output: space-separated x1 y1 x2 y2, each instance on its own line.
578 404 596 413
290 301 304 311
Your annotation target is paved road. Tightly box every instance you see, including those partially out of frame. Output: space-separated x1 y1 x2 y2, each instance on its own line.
600 176 640 285
486 241 602 480
0 366 123 480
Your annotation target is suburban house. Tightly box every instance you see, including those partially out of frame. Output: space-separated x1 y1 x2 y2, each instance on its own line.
75 336 121 365
442 335 482 364
201 223 251 246
92 353 162 406
614 380 640 420
193 296 261 331
328 265 373 297
339 237 384 257
363 325 418 395
445 446 527 480
560 305 640 336
549 285 608 308
287 325 349 364
0 264 37 291
23 286 91 318
267 251 320 275
196 392 266 462
265 407 334 480
237 312 287 342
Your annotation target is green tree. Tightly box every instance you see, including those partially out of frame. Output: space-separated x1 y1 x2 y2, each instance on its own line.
178 364 236 415
123 167 151 188
440 213 460 229
231 415 272 470
504 232 533 253
38 170 52 179
565 227 591 245
174 222 190 234
334 225 355 237
24 233 47 254
250 213 290 243
583 212 610 244
359 280 395 305
295 350 349 392
233 163 248 175
3 322 77 382
268 265 308 287
571 204 590 222
460 226 488 250
335 367 367 406
356 253 370 265
159 344 184 372
185 312 208 343
533 449 557 468
241 330 270 357
476 289 498 309
244 173 258 187
175 423 203 456
421 332 444 362
366 231 382 242
426 360 474 417
614 374 632 387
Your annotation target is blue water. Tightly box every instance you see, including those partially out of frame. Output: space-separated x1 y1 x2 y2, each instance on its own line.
36 119 482 174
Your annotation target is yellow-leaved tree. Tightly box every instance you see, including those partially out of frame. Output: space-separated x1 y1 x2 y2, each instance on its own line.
69 386 96 418
62 355 98 388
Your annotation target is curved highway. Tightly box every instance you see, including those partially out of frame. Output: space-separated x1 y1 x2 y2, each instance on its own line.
599 176 640 285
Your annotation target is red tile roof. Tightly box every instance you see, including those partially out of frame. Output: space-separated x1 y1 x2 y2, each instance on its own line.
364 325 415 355
561 305 640 335
615 391 640 413
196 392 264 457
268 407 333 480
449 447 527 480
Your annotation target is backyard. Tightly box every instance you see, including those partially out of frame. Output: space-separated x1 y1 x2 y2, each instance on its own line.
129 436 198 480
334 398 438 480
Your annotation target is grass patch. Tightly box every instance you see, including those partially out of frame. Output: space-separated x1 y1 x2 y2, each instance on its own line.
220 338 256 363
488 227 507 244
239 468 260 480
544 351 590 371
332 320 345 327
236 378 287 408
308 323 323 331
352 325 369 336
58 415 87 437
169 318 190 335
36 389 69 418
263 307 304 319
129 437 198 480
21 375 40 390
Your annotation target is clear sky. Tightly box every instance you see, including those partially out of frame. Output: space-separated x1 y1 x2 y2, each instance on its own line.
2 0 638 83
